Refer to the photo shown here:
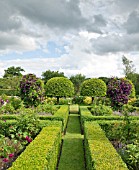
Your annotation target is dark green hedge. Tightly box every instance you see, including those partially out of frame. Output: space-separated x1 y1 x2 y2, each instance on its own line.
9 126 61 170
84 121 128 170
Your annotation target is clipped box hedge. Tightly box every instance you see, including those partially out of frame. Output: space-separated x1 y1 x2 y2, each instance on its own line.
84 121 128 170
9 126 61 170
53 105 69 131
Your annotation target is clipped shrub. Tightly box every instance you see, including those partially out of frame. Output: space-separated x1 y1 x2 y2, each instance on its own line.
83 97 92 105
19 74 44 107
45 77 74 104
9 126 61 170
80 78 107 102
90 104 113 116
84 121 128 170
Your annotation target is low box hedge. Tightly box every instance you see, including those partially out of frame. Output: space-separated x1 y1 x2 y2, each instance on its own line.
53 105 69 131
84 121 128 170
9 126 61 170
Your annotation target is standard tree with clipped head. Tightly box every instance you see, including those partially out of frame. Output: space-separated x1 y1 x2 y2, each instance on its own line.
45 77 74 104
80 78 107 102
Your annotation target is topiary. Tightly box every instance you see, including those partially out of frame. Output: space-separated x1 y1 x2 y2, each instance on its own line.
45 77 74 104
80 78 107 102
19 74 44 107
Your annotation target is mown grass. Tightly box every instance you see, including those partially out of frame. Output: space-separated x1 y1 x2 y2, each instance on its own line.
58 114 85 170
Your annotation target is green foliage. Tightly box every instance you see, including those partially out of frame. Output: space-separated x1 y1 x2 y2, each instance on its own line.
36 103 58 115
83 97 92 105
90 104 113 116
70 74 86 95
84 121 128 170
54 105 69 131
45 77 74 104
9 126 61 170
125 140 139 170
19 74 44 107
80 78 107 97
3 66 25 78
42 69 65 84
72 96 84 104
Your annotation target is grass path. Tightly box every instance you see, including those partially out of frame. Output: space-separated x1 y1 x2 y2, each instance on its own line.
58 105 85 170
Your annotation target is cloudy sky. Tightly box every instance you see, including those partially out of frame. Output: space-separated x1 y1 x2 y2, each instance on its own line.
0 0 139 78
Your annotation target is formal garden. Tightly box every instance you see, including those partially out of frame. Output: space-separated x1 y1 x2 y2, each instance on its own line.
0 73 139 170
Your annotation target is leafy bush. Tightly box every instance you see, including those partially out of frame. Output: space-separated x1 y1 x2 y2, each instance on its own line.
19 74 44 107
107 77 132 109
45 77 74 104
80 78 107 100
90 104 113 116
83 97 92 105
72 96 84 104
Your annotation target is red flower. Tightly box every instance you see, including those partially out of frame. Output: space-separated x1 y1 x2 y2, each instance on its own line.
3 158 9 162
9 153 14 158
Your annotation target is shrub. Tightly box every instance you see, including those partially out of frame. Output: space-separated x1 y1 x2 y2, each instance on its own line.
80 78 107 102
84 121 128 170
9 126 61 170
107 77 132 109
45 77 74 104
19 74 44 107
72 96 84 104
83 97 92 105
90 104 113 116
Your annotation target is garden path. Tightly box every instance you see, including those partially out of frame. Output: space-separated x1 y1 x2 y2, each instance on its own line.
58 105 85 170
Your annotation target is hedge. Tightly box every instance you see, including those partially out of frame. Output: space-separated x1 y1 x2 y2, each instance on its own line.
9 126 61 170
53 105 69 131
0 89 18 96
80 106 139 128
84 121 128 170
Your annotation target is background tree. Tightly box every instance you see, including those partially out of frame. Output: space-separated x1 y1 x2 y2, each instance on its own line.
98 77 110 85
122 56 136 78
122 56 139 95
70 74 86 95
41 70 65 84
3 66 25 78
80 78 107 102
45 77 74 104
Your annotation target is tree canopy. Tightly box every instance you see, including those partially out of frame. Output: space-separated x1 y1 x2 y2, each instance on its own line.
45 77 74 104
70 74 86 95
3 66 25 78
41 70 65 84
80 78 107 101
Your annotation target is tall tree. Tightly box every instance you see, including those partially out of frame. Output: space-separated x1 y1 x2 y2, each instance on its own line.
122 56 136 78
3 66 25 78
42 70 65 84
70 74 86 95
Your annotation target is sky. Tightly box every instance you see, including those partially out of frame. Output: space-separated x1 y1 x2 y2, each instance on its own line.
0 0 139 78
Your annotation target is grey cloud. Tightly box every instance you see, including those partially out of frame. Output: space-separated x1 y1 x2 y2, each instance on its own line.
124 11 139 34
86 14 107 33
8 0 87 30
0 1 22 31
90 34 139 54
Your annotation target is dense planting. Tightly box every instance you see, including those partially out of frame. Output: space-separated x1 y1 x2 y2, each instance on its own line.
19 74 44 107
107 78 132 109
